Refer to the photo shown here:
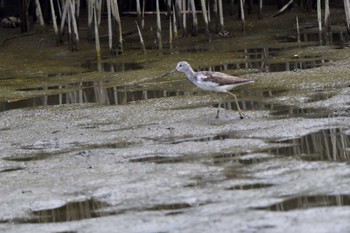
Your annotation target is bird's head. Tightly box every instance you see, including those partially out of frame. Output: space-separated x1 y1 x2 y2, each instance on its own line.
160 61 191 78
174 61 190 73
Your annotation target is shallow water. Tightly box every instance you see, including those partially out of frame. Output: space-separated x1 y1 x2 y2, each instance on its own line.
21 199 110 223
274 128 350 162
0 34 334 113
258 194 350 211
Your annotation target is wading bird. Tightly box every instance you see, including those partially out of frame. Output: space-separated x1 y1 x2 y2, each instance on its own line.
162 61 254 119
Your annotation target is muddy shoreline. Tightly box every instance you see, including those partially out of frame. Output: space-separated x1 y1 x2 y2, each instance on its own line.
0 8 350 233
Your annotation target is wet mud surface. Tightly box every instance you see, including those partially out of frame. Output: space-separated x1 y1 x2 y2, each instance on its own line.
0 8 350 233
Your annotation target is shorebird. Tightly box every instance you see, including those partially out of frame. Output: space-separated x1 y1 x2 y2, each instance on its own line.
162 61 254 119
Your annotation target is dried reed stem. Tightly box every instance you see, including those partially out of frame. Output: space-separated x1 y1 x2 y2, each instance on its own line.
35 0 44 26
136 0 141 26
112 0 123 52
156 0 163 49
296 15 300 42
240 0 245 31
258 0 263 19
182 0 187 35
107 0 113 52
50 0 60 44
93 2 101 59
136 20 146 53
344 0 350 33
218 0 224 31
190 0 198 35
172 4 178 37
169 17 173 49
69 0 79 50
142 0 145 29
200 0 209 33
317 0 323 44
324 0 330 32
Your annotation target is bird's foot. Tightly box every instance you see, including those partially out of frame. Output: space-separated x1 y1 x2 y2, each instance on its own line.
216 109 220 119
239 112 246 119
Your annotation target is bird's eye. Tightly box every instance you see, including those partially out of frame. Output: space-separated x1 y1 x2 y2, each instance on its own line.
179 64 182 67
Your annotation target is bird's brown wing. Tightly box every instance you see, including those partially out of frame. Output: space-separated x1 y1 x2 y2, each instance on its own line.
200 71 252 86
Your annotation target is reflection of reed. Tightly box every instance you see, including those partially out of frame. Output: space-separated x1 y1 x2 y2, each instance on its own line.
267 194 350 211
200 48 328 73
275 128 350 162
52 82 190 106
1 81 287 112
81 48 330 74
33 198 109 223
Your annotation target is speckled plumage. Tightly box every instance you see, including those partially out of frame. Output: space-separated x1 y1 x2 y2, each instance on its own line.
162 61 255 119
169 61 254 91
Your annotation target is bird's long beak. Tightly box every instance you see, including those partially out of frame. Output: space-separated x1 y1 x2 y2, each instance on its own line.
160 68 176 78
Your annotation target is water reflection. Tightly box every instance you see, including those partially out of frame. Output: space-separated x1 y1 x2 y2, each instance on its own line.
22 199 110 223
15 198 197 224
226 183 273 190
258 194 350 211
0 167 24 173
130 155 187 163
146 202 193 211
305 31 350 46
200 50 328 73
169 134 237 145
81 60 144 72
0 42 333 113
82 45 329 74
270 106 331 118
0 82 188 112
274 128 350 162
280 28 350 47
0 63 333 115
1 81 292 114
3 153 52 162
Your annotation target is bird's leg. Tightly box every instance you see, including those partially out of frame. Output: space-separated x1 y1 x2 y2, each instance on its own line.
227 92 245 119
216 102 222 119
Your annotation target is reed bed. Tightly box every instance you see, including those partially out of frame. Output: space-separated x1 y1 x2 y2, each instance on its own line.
14 0 350 57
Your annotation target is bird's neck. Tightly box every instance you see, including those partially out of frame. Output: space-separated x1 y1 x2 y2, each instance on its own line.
183 67 196 81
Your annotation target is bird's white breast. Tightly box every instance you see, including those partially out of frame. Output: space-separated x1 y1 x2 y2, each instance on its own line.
191 74 234 92
192 74 220 91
